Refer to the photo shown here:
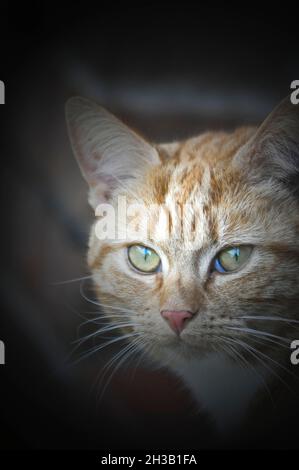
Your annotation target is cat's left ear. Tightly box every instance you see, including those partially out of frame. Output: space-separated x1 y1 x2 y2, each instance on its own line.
66 97 160 209
234 96 299 191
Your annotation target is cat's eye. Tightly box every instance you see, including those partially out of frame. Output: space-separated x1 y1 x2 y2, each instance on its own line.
214 245 252 273
128 245 161 273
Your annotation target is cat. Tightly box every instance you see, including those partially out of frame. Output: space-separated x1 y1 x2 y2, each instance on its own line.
66 95 299 443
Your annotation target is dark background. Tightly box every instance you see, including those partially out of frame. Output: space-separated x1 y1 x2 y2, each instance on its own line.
0 3 298 449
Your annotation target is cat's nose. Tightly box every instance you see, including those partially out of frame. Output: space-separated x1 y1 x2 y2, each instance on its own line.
161 310 194 335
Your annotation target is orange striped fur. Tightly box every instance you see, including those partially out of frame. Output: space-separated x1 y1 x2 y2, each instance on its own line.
66 96 299 438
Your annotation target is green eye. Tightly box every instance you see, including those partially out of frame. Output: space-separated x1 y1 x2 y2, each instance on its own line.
128 245 161 273
214 246 252 273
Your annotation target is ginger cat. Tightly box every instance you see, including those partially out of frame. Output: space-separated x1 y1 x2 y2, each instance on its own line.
66 95 299 445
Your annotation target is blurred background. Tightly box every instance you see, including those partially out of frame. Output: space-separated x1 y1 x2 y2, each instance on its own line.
0 3 298 449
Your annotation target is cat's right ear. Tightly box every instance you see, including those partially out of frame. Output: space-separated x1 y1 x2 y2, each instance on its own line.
65 97 160 209
233 96 299 193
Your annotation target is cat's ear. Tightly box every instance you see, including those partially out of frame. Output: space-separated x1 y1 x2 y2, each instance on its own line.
234 96 299 192
66 97 160 209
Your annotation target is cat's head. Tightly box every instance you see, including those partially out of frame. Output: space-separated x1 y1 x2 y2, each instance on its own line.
66 96 299 366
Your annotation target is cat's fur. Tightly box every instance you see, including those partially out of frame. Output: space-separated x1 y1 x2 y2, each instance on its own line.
66 96 299 440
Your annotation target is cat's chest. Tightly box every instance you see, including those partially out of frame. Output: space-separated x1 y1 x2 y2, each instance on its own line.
171 353 267 432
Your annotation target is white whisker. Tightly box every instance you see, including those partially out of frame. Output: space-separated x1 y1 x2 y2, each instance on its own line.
51 275 92 286
70 332 140 366
225 326 291 345
73 322 140 346
237 315 299 324
224 336 293 394
96 336 144 401
220 336 275 404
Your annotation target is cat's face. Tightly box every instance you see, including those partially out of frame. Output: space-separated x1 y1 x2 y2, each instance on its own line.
66 97 299 366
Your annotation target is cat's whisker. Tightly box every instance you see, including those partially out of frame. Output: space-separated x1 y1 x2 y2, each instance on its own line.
77 318 131 337
91 342 133 402
233 337 298 391
79 280 145 318
80 288 140 316
223 336 293 394
96 303 140 316
63 329 138 368
216 339 247 369
103 336 144 376
97 340 135 389
224 326 291 345
129 339 152 381
237 315 299 325
101 336 143 378
100 341 142 399
77 313 134 332
227 330 299 385
70 332 140 366
219 336 275 404
79 282 105 308
73 321 140 346
217 339 254 375
82 311 127 317
64 302 94 323
76 305 137 339
241 331 290 351
51 275 93 286
96 336 145 401
83 309 135 319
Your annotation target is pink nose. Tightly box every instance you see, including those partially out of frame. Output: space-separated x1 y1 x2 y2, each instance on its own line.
161 310 193 335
